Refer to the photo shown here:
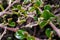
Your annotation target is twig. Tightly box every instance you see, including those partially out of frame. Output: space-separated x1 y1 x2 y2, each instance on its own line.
0 0 59 39
40 5 59 9
0 24 19 32
0 25 41 40
25 3 32 10
0 22 38 32
7 27 19 32
4 0 18 12
0 0 20 16
0 27 7 40
0 11 12 16
8 0 12 6
0 24 41 40
49 21 60 37
35 37 42 40
54 8 60 14
22 22 38 28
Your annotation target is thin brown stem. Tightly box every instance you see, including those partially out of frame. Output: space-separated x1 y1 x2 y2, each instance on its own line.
3 1 17 12
0 24 19 32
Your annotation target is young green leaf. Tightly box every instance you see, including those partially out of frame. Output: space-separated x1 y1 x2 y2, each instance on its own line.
35 1 41 7
17 19 26 24
9 22 16 27
7 37 12 40
34 16 38 21
34 0 43 7
27 36 35 40
45 28 51 37
42 10 54 20
44 5 51 11
12 4 18 10
17 5 21 10
24 0 31 4
36 8 41 17
39 20 48 28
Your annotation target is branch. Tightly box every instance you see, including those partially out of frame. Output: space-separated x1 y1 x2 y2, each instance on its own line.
0 11 12 16
0 24 41 40
22 22 38 28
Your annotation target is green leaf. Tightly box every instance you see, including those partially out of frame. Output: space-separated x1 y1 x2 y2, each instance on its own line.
36 8 41 17
7 37 12 40
44 5 51 11
24 0 31 4
42 10 54 20
45 28 51 37
12 4 21 10
9 22 15 27
39 10 54 28
12 4 18 10
17 5 21 10
35 1 41 7
34 16 38 21
27 36 35 40
15 30 26 39
18 19 26 24
34 0 43 7
39 20 48 28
